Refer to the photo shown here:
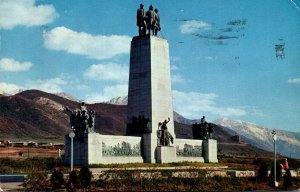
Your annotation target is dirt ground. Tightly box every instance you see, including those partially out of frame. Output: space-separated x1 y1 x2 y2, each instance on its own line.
0 147 63 159
0 182 24 191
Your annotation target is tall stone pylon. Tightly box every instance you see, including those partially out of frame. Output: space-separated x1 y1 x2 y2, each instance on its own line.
127 35 175 163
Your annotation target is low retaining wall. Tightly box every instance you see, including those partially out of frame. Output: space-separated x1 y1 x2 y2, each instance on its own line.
89 167 256 180
175 139 204 163
65 133 217 165
65 132 143 165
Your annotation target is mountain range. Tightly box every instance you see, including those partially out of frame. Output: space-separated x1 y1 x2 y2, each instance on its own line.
0 90 299 158
213 118 300 159
104 95 300 159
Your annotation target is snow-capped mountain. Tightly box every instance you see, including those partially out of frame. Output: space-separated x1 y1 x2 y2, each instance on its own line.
1 89 24 96
173 111 197 125
56 92 79 102
105 96 300 159
106 96 198 124
213 118 300 159
105 96 128 105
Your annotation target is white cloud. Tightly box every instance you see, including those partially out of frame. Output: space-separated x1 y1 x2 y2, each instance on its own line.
0 82 23 95
25 77 67 93
0 0 58 30
85 84 128 103
172 74 185 83
173 90 246 118
44 26 131 60
180 20 211 34
287 78 300 84
0 58 33 72
84 63 129 82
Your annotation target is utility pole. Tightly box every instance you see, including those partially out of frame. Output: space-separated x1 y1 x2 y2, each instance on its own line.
272 130 278 187
69 131 75 171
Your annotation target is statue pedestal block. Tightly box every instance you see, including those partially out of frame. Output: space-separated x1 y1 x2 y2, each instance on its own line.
156 146 176 163
203 139 218 163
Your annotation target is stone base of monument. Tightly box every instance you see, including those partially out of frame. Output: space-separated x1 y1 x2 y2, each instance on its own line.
176 156 205 163
64 133 89 165
155 146 177 163
203 139 218 163
64 132 218 165
64 132 143 165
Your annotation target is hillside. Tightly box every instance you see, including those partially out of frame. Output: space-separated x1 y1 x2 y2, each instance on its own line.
0 90 127 140
0 90 275 157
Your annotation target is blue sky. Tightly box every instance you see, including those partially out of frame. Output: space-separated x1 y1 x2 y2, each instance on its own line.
0 0 299 132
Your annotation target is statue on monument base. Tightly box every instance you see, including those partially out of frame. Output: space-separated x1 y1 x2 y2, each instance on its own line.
136 4 161 36
192 116 214 140
136 4 147 36
65 102 95 135
127 115 151 134
157 117 174 146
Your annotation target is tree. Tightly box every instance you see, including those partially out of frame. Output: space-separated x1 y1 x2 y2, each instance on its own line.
257 161 269 181
50 168 65 189
79 166 92 188
66 170 80 191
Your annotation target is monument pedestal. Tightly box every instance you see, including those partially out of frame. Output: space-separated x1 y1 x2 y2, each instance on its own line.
64 132 143 165
127 35 175 163
64 134 88 166
203 139 218 163
156 146 177 163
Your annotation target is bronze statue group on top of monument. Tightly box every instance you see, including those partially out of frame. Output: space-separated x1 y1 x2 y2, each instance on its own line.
136 4 161 36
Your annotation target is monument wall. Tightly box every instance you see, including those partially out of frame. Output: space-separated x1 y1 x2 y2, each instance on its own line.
175 139 205 163
64 133 217 165
65 132 143 165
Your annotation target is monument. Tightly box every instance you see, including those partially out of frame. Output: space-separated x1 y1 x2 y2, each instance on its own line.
64 4 218 165
126 28 175 162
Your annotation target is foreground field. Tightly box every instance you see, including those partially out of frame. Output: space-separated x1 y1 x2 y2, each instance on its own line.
0 146 62 159
1 156 300 191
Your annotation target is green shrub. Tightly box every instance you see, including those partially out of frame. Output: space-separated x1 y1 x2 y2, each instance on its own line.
66 170 80 191
50 168 65 190
79 166 92 188
257 161 269 181
23 171 50 191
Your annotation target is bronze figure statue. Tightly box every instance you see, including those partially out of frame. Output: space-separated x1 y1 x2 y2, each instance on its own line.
65 103 95 135
157 117 174 146
153 8 161 36
136 4 147 36
127 115 151 134
146 5 155 35
192 116 214 140
136 4 161 36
